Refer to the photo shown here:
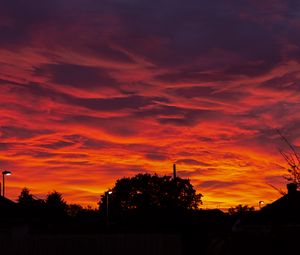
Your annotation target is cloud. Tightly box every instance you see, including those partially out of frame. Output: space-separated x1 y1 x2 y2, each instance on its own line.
70 95 168 112
0 0 299 208
199 180 238 189
34 63 120 89
0 125 52 139
39 140 77 150
176 159 210 166
165 86 248 102
144 153 169 161
134 105 218 126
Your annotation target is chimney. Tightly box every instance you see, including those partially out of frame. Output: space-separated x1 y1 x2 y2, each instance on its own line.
287 183 297 195
173 164 176 179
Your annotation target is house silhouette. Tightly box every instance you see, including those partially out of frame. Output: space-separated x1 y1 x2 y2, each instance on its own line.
260 183 300 224
0 195 18 216
231 183 300 234
229 184 300 255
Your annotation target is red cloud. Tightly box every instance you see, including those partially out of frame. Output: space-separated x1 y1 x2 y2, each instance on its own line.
0 0 299 209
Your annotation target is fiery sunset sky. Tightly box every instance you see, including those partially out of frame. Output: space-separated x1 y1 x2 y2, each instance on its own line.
1 0 300 209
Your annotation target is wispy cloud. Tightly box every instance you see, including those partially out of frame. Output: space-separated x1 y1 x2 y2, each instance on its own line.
0 0 299 207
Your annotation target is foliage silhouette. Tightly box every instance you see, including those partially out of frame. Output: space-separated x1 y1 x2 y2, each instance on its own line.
45 190 68 218
17 187 46 218
99 173 202 223
228 204 254 216
67 204 84 218
18 187 35 205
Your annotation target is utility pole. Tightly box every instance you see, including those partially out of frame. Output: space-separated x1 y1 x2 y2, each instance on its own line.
173 163 177 179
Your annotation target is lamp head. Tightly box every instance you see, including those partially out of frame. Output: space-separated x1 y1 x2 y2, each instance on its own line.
2 170 11 176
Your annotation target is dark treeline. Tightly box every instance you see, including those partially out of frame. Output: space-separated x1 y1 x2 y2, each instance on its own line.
0 173 232 254
1 172 300 255
9 173 230 235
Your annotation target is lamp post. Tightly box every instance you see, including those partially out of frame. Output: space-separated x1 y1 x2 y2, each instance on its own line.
2 170 11 198
106 190 112 227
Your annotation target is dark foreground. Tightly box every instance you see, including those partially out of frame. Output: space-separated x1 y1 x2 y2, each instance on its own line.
0 220 300 255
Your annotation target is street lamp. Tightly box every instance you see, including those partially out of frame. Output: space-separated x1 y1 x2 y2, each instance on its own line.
2 170 11 198
106 190 112 227
259 200 264 209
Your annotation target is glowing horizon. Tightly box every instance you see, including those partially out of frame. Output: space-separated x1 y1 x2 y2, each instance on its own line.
1 0 299 209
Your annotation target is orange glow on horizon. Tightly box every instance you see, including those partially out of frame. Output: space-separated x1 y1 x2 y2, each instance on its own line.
0 1 299 210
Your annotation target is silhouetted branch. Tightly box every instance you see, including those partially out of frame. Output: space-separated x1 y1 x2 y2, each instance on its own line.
276 129 300 186
267 183 286 196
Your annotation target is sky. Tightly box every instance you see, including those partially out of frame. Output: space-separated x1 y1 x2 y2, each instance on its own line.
1 0 300 209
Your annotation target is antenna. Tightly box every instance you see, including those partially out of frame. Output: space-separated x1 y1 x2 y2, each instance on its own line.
173 163 177 179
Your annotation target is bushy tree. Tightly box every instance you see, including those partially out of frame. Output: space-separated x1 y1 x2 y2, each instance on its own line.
228 204 254 216
46 191 68 218
99 173 202 215
17 187 46 217
18 188 35 205
67 204 83 217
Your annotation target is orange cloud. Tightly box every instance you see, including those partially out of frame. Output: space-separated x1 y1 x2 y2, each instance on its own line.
0 0 299 209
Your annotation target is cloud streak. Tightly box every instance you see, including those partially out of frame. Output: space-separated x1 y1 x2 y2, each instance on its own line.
0 0 300 208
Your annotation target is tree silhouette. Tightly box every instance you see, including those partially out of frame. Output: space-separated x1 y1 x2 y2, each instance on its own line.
17 188 46 218
228 204 254 216
99 173 202 217
46 191 68 218
277 130 300 187
18 187 35 205
67 204 83 217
